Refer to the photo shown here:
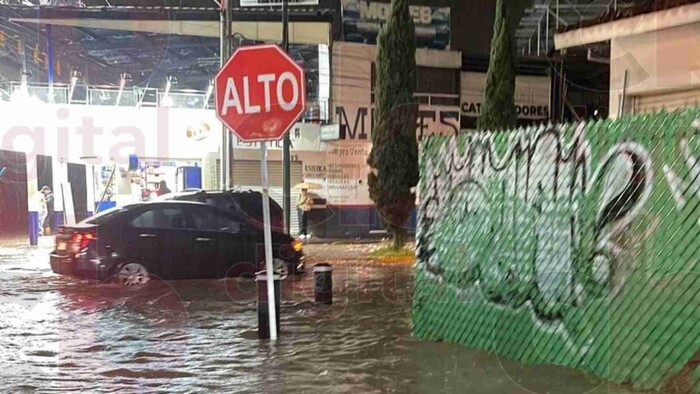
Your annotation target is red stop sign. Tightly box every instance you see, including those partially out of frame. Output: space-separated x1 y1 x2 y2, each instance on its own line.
214 44 306 142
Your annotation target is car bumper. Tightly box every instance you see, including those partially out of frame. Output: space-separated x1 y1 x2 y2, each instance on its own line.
50 253 112 280
50 254 75 275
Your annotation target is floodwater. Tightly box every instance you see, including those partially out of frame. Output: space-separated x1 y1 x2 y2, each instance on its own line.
0 238 638 393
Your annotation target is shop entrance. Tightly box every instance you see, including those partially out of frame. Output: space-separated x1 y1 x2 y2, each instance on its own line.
0 150 28 236
67 163 88 222
37 155 53 192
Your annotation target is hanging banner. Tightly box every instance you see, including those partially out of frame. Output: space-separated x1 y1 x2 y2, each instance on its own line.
340 0 451 50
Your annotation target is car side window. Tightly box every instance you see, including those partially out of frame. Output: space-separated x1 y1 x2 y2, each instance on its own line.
131 208 187 229
206 195 239 215
220 217 242 234
190 207 242 233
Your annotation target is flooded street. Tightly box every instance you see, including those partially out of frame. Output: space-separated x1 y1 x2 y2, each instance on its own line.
0 238 637 393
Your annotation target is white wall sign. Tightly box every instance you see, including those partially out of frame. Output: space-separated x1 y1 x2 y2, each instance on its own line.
320 124 340 141
460 72 551 124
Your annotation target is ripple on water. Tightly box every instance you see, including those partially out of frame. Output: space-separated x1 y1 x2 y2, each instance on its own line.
26 350 58 357
100 368 195 379
132 351 174 358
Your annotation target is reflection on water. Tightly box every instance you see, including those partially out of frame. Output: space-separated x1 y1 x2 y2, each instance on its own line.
0 242 635 393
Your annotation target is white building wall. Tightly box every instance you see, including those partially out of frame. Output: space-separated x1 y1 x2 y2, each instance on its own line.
610 22 700 117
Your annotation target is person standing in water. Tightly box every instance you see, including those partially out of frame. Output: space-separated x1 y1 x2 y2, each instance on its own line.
296 188 313 239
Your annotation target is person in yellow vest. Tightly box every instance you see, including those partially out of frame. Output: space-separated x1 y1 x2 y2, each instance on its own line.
296 188 313 239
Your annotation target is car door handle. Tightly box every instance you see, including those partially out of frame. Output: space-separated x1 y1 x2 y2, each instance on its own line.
139 233 156 238
196 238 212 242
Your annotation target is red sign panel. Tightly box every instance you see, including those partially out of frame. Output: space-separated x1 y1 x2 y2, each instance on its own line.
214 44 306 142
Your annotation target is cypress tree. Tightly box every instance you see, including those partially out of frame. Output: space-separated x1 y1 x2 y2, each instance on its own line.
367 0 418 250
478 0 517 131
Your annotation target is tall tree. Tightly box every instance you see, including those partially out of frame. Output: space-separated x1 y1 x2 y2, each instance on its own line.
367 0 418 249
478 0 517 131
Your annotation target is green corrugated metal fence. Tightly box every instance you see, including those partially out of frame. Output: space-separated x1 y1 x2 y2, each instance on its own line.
414 108 700 391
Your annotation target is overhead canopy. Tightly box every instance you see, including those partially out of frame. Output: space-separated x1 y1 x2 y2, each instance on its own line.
9 18 331 45
555 2 700 49
5 5 333 45
0 5 333 88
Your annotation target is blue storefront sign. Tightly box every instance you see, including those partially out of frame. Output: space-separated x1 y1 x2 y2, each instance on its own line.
341 0 451 50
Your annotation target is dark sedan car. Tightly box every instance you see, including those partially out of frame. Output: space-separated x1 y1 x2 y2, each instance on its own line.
50 201 305 286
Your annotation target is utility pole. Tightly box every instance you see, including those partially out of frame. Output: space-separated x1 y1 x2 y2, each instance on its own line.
219 2 228 191
282 0 292 235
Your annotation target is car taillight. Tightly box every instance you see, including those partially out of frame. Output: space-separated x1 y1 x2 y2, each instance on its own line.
71 232 96 252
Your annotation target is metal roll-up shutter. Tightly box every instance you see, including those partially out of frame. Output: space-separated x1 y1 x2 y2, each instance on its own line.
291 162 303 186
232 160 303 187
232 160 261 187
633 88 700 114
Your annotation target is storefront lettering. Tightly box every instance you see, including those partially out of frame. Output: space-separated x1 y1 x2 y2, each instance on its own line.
461 102 550 119
418 110 459 140
336 106 460 141
336 106 370 140
358 1 435 25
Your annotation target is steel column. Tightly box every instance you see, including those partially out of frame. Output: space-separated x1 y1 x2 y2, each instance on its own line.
46 25 55 104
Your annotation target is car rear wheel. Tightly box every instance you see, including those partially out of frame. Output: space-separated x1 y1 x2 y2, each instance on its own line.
117 263 150 286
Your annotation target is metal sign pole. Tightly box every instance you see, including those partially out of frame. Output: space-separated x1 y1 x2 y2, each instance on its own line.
282 0 292 235
226 0 234 189
219 6 228 191
260 141 278 341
